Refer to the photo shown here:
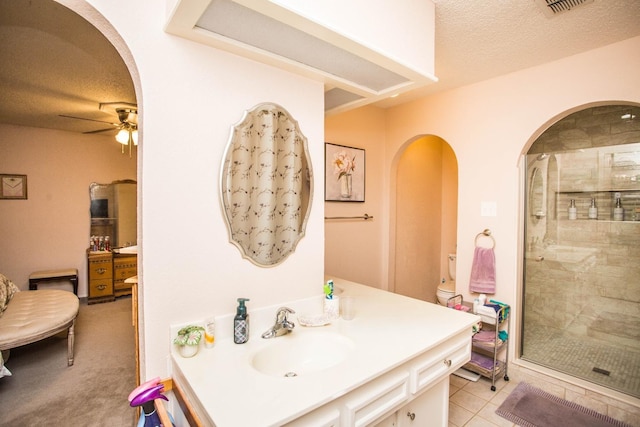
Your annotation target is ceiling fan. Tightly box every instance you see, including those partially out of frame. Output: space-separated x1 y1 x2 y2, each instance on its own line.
60 103 138 156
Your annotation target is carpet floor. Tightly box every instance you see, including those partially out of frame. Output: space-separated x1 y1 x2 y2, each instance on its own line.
0 296 137 426
496 382 632 427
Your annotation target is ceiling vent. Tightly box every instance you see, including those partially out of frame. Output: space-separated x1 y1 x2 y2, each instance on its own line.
535 0 595 18
165 0 437 115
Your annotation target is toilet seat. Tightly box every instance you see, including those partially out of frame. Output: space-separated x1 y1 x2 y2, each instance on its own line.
436 281 456 305
437 281 455 293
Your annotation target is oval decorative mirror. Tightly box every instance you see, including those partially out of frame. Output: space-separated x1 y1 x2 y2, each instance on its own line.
220 103 313 266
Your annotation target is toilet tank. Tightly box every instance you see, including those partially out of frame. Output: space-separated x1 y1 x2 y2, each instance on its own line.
448 254 456 281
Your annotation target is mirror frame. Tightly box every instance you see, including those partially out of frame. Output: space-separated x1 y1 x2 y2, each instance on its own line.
220 103 313 267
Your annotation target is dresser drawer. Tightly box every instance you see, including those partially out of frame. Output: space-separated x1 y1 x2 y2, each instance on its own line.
89 257 113 280
89 279 113 298
114 265 136 280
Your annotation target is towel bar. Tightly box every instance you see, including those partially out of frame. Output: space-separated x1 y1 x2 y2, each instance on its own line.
325 214 373 221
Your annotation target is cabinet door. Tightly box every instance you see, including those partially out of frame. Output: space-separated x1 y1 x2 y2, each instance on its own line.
397 377 449 427
373 412 397 427
283 406 340 427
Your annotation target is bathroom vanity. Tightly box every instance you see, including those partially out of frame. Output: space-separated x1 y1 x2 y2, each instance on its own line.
170 279 479 426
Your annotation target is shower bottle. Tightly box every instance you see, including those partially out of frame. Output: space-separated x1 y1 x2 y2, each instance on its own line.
568 199 577 220
613 196 624 221
588 198 598 220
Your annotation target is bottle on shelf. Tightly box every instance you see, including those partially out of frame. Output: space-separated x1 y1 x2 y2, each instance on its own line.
613 196 624 221
568 199 577 220
588 198 598 220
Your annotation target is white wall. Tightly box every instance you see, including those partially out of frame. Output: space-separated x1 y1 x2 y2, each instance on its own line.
66 0 326 377
0 125 136 296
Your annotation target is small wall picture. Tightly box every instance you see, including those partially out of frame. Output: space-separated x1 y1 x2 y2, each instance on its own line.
0 174 27 200
325 143 365 202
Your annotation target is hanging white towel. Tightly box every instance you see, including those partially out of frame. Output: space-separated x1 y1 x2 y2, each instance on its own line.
469 246 496 294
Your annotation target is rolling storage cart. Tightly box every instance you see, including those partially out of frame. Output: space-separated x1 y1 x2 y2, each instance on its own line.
463 302 510 391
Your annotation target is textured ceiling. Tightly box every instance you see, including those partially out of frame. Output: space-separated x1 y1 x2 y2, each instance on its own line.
0 0 639 134
375 0 640 107
0 0 135 135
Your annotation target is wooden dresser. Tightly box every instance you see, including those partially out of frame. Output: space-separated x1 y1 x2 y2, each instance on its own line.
87 252 115 304
87 251 137 304
113 254 137 297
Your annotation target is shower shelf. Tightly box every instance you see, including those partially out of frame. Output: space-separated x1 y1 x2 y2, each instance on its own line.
462 303 510 391
555 189 640 221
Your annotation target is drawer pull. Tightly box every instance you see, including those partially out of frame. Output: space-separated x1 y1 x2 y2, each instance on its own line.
444 359 452 367
407 411 416 421
97 284 107 290
96 268 107 274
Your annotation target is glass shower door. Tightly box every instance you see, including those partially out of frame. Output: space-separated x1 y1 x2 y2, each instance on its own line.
522 145 640 398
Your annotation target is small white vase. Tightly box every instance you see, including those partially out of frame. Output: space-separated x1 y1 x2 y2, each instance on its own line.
178 344 199 358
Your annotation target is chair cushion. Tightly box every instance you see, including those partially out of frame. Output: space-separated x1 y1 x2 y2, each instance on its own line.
0 290 79 349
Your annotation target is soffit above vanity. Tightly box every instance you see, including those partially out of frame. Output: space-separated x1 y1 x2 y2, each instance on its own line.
164 0 438 115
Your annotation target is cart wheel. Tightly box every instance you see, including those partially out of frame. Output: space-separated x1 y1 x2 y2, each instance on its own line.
491 385 496 391
504 375 510 382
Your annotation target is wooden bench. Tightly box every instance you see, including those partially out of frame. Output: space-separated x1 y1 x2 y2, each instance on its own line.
29 268 78 295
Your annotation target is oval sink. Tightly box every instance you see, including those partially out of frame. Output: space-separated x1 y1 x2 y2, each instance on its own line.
251 331 355 377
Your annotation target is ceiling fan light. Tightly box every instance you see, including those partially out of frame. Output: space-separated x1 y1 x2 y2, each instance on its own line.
116 129 130 144
132 130 139 145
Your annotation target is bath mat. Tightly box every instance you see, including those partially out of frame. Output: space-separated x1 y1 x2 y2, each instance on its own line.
495 382 632 427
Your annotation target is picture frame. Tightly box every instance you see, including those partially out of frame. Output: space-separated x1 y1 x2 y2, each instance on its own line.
0 174 28 199
325 143 365 202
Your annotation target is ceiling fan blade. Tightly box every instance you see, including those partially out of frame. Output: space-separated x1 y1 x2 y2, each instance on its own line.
84 127 119 134
59 114 119 126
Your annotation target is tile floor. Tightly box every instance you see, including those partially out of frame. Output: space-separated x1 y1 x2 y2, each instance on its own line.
447 363 640 427
448 371 516 427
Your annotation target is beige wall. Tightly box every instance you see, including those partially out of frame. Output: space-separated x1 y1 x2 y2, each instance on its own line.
325 36 640 361
325 106 387 288
0 124 136 296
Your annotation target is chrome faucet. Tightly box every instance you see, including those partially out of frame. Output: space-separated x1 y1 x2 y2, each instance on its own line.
261 307 295 339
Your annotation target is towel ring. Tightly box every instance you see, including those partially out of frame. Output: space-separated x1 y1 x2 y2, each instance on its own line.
474 229 496 248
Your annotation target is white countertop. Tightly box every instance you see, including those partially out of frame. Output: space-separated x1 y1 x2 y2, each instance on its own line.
171 278 479 427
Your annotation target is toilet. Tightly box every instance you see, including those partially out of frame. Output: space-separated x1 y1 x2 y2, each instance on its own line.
436 254 457 305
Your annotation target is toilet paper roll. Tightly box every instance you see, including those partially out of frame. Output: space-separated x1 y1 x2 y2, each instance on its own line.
323 296 340 320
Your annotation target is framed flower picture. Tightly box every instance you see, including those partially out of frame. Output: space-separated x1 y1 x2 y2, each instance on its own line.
0 174 27 200
325 143 365 202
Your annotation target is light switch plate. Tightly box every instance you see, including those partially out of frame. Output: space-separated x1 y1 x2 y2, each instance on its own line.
481 201 497 217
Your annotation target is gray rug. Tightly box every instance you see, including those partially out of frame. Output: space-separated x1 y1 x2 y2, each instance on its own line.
496 382 631 427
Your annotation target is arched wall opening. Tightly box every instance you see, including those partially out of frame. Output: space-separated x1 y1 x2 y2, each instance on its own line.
389 134 458 303
56 0 143 380
519 101 640 399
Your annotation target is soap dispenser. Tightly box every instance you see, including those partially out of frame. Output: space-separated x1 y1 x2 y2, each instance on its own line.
234 298 250 344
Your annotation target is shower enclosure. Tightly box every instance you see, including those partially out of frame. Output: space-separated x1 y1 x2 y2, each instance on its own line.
522 105 640 398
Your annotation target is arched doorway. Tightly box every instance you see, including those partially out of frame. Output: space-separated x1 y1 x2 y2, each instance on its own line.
392 135 458 302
